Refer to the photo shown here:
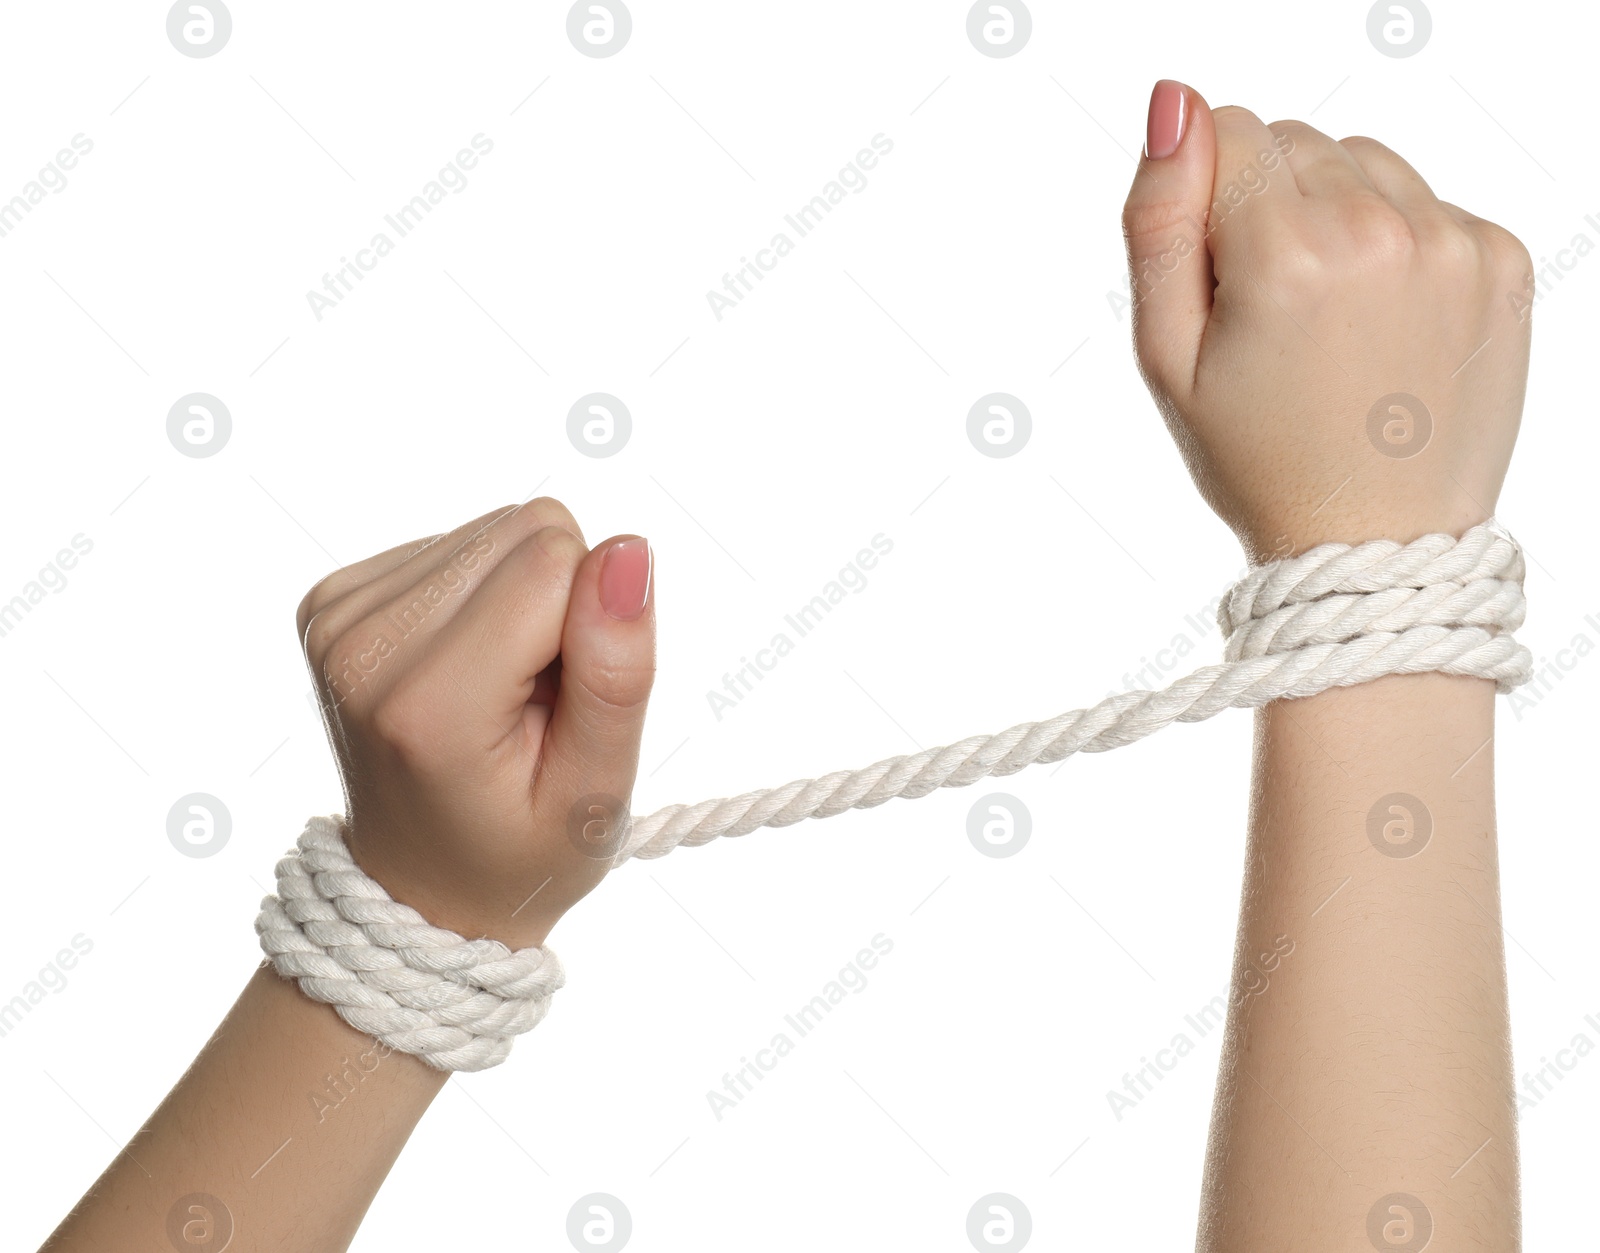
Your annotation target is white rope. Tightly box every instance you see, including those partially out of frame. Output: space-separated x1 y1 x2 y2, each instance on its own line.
255 815 564 1072
617 521 1531 860
255 521 1530 1070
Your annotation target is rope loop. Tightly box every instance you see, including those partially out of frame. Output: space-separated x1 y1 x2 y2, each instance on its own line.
255 815 564 1073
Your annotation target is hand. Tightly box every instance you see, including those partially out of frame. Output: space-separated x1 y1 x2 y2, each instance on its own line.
295 499 656 950
1121 80 1532 561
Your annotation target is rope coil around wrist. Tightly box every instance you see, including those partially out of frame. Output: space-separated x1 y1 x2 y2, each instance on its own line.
255 816 564 1072
256 520 1532 1070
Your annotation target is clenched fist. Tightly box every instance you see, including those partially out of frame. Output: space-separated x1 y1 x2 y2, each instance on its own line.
1124 80 1531 561
296 499 655 951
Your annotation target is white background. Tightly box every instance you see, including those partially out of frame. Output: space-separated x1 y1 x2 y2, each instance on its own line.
2 1 1595 1249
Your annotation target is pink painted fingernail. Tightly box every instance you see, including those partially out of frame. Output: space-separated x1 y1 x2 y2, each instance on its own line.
599 537 652 621
1145 80 1188 160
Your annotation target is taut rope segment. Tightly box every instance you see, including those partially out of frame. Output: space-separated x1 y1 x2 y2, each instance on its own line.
618 522 1529 859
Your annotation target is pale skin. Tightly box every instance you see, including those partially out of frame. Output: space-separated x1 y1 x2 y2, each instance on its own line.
1124 82 1528 1248
41 81 1530 1251
42 507 659 1251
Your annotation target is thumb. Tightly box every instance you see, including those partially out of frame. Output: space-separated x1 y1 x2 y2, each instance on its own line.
532 534 657 862
1122 79 1217 399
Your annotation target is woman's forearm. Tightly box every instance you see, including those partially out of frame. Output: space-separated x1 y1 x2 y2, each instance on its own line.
42 506 654 1252
42 964 448 1252
1198 672 1517 1250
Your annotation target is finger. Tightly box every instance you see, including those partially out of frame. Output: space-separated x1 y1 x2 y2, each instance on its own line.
529 534 657 861
299 502 523 643
1122 79 1218 398
1271 119 1376 199
297 530 444 640
304 498 583 657
1436 199 1528 271
1206 104 1299 264
391 525 589 760
1338 135 1439 211
332 498 584 637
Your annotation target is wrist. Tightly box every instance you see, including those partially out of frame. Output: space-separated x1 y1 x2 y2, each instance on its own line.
257 816 567 1073
343 822 556 951
1236 500 1495 564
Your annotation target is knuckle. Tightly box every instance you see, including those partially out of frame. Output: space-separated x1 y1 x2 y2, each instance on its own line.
476 499 527 542
368 679 434 768
527 495 582 535
479 499 584 561
323 619 398 705
1257 238 1327 294
1267 118 1314 145
302 606 342 661
1121 196 1202 250
1338 134 1385 155
573 654 657 718
484 525 587 605
1212 106 1280 150
528 523 588 571
295 589 320 640
1212 105 1265 129
454 502 522 558
1416 215 1482 276
1341 194 1416 265
296 573 343 639
1476 220 1532 279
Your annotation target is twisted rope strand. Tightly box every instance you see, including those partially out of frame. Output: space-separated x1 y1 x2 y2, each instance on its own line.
619 522 1530 860
256 815 565 1072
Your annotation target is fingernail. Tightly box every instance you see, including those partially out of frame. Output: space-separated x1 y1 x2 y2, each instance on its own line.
1145 79 1188 160
599 537 652 621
